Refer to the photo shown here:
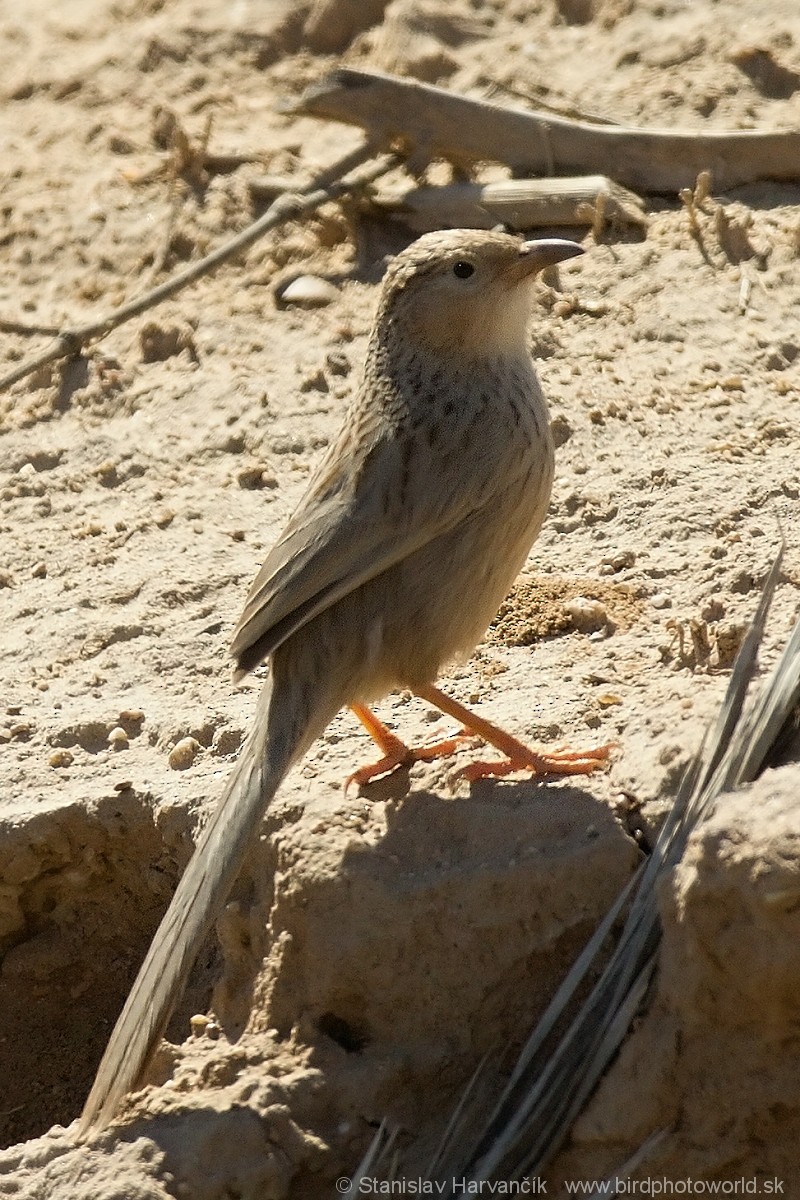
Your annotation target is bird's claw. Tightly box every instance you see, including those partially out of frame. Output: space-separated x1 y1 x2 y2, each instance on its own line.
345 728 480 792
454 742 615 783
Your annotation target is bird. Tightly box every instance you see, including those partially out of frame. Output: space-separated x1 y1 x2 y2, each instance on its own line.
77 228 611 1136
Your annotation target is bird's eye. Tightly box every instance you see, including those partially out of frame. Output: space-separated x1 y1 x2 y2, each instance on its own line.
452 260 475 279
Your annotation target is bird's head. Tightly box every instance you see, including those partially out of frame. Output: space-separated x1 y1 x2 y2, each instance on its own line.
376 229 584 359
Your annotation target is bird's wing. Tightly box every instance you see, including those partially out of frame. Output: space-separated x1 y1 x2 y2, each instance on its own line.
230 416 508 676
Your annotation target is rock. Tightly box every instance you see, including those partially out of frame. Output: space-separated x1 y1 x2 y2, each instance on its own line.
304 0 389 53
550 413 573 448
139 321 197 363
564 766 800 1182
563 595 610 633
168 737 201 770
277 275 339 308
107 726 129 750
48 749 74 768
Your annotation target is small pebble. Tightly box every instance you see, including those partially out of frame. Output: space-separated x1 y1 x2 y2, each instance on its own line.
190 1014 210 1037
325 350 350 376
700 596 725 622
278 275 339 307
237 465 273 490
169 737 201 770
651 593 672 610
564 596 609 633
299 367 329 393
119 708 144 723
49 749 74 768
550 413 573 448
96 460 118 485
602 550 636 572
140 321 196 363
107 726 129 750
76 521 103 538
31 561 47 578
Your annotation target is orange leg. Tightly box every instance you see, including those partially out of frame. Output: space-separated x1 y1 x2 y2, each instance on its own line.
347 703 478 790
348 689 613 789
414 684 613 782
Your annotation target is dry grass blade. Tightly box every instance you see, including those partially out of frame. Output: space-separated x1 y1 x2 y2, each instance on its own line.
450 550 789 1187
727 613 800 786
345 1120 398 1199
584 1129 672 1200
426 1053 493 1182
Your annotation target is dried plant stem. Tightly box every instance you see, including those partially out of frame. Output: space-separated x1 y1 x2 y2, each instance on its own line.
0 142 396 395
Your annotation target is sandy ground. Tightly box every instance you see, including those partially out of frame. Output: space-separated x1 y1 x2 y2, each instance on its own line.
1 0 799 1195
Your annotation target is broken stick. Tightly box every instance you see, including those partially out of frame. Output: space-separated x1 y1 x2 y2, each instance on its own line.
0 143 396 395
366 175 646 233
293 67 800 194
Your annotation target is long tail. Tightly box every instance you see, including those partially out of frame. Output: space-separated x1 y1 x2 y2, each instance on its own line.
77 672 316 1136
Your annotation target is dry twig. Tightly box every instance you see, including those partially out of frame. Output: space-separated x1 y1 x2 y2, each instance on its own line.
0 143 396 396
366 174 646 234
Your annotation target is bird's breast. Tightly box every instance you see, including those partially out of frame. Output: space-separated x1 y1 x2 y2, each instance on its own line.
438 354 553 485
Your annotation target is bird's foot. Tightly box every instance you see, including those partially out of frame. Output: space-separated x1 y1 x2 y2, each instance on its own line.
412 683 614 784
347 703 478 790
347 694 614 791
456 743 614 783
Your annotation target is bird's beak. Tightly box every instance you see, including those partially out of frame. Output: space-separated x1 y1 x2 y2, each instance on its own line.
513 238 585 278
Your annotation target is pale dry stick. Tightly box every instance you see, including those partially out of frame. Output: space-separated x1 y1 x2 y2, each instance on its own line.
587 191 608 243
147 190 182 282
293 68 800 193
0 318 61 337
0 143 396 395
678 169 713 236
366 175 646 235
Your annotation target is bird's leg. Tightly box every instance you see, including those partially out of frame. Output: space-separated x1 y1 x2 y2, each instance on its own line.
347 702 478 790
413 684 613 781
